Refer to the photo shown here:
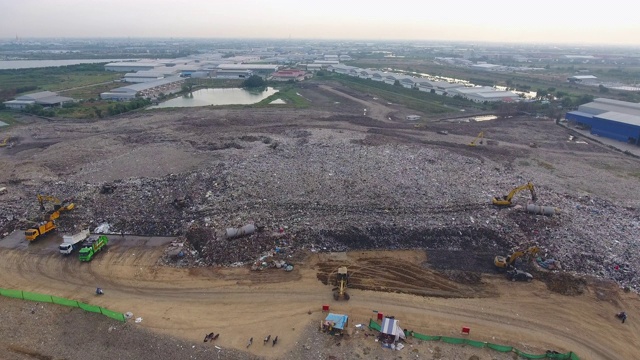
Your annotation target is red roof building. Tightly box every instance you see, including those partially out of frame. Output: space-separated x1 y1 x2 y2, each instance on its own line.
271 69 308 82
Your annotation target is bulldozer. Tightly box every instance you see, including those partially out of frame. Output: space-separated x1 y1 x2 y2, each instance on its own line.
492 182 536 206
495 246 540 269
332 266 350 301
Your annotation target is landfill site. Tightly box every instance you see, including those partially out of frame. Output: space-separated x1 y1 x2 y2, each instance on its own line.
0 82 639 360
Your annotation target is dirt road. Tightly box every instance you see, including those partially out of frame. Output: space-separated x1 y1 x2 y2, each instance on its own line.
318 84 395 122
0 235 637 360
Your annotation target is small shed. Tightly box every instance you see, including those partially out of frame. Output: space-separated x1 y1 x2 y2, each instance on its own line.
322 313 348 335
406 115 421 121
380 317 406 343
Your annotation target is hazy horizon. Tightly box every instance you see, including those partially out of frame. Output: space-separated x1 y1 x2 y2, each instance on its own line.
2 0 640 46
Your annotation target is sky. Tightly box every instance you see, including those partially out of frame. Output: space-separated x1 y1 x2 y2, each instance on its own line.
2 0 640 45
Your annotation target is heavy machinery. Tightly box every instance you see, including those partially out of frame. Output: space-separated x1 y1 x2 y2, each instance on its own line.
37 194 75 216
468 131 484 146
492 182 537 206
0 137 9 147
494 246 540 269
59 229 90 255
79 235 108 262
25 195 75 241
25 221 57 241
332 266 350 301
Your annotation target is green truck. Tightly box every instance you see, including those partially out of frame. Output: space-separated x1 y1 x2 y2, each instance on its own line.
78 235 108 262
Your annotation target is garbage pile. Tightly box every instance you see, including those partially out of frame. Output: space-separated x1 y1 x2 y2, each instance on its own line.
161 224 294 267
2 128 639 291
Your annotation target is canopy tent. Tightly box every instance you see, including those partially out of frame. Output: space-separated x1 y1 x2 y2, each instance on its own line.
381 317 406 342
324 313 348 330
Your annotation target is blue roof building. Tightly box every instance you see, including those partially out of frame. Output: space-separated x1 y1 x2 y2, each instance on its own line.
565 98 640 145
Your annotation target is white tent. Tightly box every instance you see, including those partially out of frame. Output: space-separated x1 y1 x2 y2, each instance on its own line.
381 317 406 342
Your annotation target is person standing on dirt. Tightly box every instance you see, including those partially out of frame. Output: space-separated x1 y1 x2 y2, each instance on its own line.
616 311 627 323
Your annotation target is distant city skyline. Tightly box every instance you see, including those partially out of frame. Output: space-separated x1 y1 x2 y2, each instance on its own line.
2 0 639 45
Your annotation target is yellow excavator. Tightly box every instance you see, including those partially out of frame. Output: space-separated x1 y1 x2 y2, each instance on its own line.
468 131 484 146
332 266 350 301
0 137 9 147
492 182 537 206
495 246 540 269
25 195 75 241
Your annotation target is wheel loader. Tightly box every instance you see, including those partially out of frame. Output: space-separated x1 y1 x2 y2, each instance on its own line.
332 266 350 301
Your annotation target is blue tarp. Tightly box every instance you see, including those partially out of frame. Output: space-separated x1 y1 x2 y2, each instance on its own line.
324 313 348 330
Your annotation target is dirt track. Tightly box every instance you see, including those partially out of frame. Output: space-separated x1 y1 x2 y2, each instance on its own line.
0 239 638 360
1 83 640 359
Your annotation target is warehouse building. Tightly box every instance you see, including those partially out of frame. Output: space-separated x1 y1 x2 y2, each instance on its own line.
565 98 640 145
213 69 253 79
568 75 598 84
270 69 308 82
215 64 279 77
3 91 74 109
105 62 158 72
100 76 184 100
124 71 165 83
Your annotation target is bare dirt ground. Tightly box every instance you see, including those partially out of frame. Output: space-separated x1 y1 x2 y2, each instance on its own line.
1 82 640 359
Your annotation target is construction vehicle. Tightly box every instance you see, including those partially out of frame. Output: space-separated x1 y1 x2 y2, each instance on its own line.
37 194 75 215
468 131 484 146
59 229 90 255
332 266 350 301
492 182 537 206
25 221 57 241
0 137 9 147
494 246 540 269
78 235 108 262
25 195 75 241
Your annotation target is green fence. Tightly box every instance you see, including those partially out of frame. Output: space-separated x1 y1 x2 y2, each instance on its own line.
0 288 126 322
369 319 579 360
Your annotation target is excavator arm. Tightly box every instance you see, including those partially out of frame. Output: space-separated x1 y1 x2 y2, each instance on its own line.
492 182 536 206
468 131 484 146
494 246 540 268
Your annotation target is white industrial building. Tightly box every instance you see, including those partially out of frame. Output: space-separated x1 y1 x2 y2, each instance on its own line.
431 81 465 95
568 75 598 84
3 91 74 109
446 86 519 102
306 64 325 71
465 91 520 103
213 70 253 79
471 63 505 71
105 62 158 72
416 79 438 92
124 71 165 83
216 64 279 76
313 60 340 65
100 76 184 100
327 64 359 75
357 69 379 79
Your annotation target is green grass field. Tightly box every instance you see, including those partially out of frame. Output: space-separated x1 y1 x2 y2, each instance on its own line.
0 111 17 127
317 73 480 115
0 63 121 102
256 86 309 108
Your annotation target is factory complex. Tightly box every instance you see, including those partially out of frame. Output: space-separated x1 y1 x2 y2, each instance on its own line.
566 98 640 146
327 64 520 102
